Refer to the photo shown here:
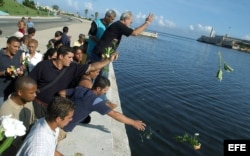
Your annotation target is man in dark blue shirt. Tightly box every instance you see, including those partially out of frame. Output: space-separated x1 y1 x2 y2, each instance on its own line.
59 76 146 132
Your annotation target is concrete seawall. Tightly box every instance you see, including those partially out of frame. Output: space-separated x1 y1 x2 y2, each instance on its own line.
0 18 131 156
57 63 131 156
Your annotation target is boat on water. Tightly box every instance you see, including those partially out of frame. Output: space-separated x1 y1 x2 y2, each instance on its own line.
140 31 158 38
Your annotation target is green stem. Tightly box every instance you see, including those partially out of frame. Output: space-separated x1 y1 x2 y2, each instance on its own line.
218 52 222 69
0 137 14 154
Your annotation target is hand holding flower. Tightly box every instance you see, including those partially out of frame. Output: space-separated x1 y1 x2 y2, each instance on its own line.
109 52 118 62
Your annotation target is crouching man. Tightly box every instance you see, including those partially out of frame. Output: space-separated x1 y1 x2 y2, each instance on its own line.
59 76 146 132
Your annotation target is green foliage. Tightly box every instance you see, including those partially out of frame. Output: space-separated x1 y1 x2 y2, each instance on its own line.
94 12 98 20
102 39 118 59
52 4 59 11
139 126 153 143
84 9 88 16
0 0 4 6
0 0 50 16
22 0 36 9
176 133 200 146
216 51 234 81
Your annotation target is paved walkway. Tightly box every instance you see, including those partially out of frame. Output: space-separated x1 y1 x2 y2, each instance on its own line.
0 19 131 156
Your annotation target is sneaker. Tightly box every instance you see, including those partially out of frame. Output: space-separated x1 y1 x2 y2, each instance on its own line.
80 115 91 124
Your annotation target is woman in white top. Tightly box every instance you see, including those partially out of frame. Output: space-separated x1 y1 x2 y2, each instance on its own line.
24 39 43 73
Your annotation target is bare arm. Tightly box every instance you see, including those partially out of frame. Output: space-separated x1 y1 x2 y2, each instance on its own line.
107 110 146 131
78 79 92 89
0 71 5 76
54 150 63 156
86 52 118 72
58 90 66 97
131 13 154 36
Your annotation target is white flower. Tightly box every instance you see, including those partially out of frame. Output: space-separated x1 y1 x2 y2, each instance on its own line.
0 115 26 138
194 133 199 136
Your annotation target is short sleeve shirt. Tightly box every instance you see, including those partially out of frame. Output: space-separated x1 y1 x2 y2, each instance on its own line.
93 21 133 55
63 87 111 132
0 48 22 98
16 118 59 156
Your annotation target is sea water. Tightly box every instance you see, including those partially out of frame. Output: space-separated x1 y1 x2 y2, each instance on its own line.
114 33 250 156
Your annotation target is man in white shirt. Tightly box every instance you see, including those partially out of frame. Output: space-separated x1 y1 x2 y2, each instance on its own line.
16 97 75 156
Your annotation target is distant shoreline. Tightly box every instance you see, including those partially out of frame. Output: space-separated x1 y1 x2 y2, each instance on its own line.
197 35 250 53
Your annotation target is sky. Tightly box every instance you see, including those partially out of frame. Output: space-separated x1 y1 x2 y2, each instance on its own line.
31 0 250 40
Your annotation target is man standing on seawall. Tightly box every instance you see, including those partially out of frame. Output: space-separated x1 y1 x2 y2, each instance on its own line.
92 11 154 63
87 9 117 63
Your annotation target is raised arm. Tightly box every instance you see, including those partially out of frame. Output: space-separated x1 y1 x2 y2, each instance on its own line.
86 52 118 72
107 110 146 131
131 13 154 36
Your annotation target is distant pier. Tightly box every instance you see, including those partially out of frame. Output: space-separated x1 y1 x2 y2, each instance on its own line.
197 35 250 53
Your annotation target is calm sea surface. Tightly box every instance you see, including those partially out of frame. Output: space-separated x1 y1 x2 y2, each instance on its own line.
113 33 250 156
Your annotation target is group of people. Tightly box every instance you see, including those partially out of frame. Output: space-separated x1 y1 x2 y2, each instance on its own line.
0 10 154 155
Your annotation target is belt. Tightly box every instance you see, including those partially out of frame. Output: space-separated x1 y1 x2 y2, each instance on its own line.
34 98 48 107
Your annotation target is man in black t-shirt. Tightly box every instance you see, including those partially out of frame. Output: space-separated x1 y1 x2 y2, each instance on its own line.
92 11 154 63
29 45 117 118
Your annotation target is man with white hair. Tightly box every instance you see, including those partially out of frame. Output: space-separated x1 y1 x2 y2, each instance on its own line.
92 11 154 63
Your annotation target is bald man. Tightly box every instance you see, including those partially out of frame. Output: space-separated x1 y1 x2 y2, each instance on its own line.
0 76 37 155
0 75 37 127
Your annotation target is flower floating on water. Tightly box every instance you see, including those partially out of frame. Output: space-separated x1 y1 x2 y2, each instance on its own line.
139 126 153 143
0 115 26 154
175 133 201 150
216 51 234 81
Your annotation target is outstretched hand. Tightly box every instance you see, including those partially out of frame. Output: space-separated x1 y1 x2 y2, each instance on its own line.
146 13 154 23
109 52 118 62
133 120 146 131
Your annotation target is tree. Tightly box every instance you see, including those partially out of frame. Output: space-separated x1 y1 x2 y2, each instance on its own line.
23 0 36 9
52 4 59 11
0 0 4 7
94 12 99 20
84 9 88 18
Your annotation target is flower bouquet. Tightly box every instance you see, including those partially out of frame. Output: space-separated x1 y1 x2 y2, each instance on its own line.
0 115 26 154
216 51 234 81
21 54 30 67
102 39 118 59
175 133 201 150
5 65 24 78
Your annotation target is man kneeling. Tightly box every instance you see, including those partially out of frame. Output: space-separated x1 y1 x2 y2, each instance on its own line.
59 76 146 132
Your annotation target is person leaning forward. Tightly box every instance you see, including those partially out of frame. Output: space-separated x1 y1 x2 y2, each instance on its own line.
29 45 118 118
59 76 146 132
